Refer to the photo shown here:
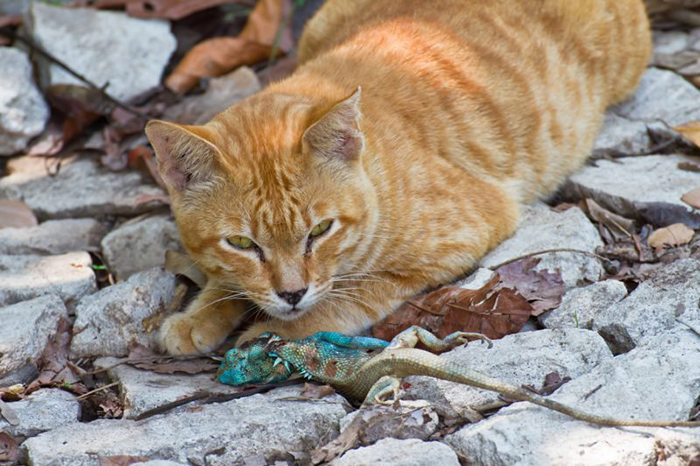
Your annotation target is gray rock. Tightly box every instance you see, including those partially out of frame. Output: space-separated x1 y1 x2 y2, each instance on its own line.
0 48 49 156
0 252 96 308
593 259 700 354
0 156 167 220
70 268 177 358
0 295 68 384
541 280 628 330
163 66 261 124
140 462 188 466
0 218 107 255
0 0 71 15
404 329 612 417
332 438 460 466
0 389 79 438
25 3 176 102
443 329 700 466
93 357 238 419
480 204 603 289
101 214 182 281
653 30 690 55
337 401 440 444
453 267 495 290
591 112 651 157
564 154 700 221
23 386 347 465
614 68 700 126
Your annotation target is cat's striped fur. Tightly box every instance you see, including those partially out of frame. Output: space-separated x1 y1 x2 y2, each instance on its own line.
146 0 650 354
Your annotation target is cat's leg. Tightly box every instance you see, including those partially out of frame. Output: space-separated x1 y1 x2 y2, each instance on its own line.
159 284 248 355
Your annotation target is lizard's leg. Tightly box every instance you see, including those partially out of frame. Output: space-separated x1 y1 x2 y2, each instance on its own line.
362 375 401 407
387 325 492 351
312 332 389 350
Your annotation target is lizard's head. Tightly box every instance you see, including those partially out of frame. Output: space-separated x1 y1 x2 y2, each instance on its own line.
216 333 292 386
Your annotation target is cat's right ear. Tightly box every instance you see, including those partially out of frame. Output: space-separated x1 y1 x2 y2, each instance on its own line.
145 120 223 193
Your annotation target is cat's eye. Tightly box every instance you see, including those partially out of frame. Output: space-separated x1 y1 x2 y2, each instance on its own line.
227 236 255 249
309 219 332 238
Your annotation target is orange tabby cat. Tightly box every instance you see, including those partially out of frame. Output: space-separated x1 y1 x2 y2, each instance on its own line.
146 0 650 355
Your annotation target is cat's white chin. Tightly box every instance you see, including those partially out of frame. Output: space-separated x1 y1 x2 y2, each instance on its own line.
265 305 311 321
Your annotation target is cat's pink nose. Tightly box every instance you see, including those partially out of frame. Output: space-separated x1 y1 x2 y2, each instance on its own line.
277 288 307 306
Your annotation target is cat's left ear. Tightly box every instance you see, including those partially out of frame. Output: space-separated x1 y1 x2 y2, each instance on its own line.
303 87 364 162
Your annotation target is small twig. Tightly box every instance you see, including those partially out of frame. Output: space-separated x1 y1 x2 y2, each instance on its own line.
2 28 145 119
488 248 607 271
76 381 119 401
134 378 305 421
677 318 700 337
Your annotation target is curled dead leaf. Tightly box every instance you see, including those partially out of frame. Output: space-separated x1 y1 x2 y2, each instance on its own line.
682 187 700 209
166 0 292 93
0 199 38 229
0 433 19 463
674 121 700 149
647 223 695 252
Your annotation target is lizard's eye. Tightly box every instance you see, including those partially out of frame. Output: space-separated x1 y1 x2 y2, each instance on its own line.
227 236 255 250
309 219 332 238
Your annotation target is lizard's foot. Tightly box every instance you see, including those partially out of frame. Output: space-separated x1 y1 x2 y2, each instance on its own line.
389 326 492 351
363 376 401 407
443 331 493 349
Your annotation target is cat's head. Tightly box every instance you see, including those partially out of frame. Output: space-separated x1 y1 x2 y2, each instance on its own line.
146 88 376 321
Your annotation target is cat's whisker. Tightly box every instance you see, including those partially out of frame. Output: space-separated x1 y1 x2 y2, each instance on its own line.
327 289 382 316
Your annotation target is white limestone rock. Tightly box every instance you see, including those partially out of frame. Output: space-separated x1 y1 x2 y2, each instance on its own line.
564 154 700 221
593 258 700 354
0 48 49 156
0 389 80 438
404 328 612 417
0 252 96 308
94 357 237 419
443 329 700 466
0 295 68 385
541 280 628 330
22 386 347 465
480 203 604 289
0 218 107 255
101 214 182 281
70 268 178 358
0 156 167 220
332 438 460 466
25 2 176 102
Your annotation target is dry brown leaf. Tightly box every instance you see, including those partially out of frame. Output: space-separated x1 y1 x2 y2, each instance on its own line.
165 250 208 287
648 223 695 252
0 433 19 463
0 399 19 426
27 316 85 395
165 0 292 93
99 455 149 466
126 344 218 374
674 121 700 148
678 161 700 173
495 258 565 315
300 382 336 399
0 199 38 229
682 187 700 209
371 275 533 342
79 0 247 20
584 198 635 238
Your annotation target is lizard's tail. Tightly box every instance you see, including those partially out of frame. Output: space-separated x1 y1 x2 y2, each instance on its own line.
383 348 699 428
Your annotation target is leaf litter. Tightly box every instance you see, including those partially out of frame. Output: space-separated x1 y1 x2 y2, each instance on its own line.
372 258 565 342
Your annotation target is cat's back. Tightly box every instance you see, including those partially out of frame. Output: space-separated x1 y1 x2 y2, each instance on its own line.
295 0 650 201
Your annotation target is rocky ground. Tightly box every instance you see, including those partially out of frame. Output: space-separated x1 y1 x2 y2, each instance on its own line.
2 2 700 466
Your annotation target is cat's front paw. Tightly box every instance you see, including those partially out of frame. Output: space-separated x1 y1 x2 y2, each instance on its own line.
159 312 233 355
